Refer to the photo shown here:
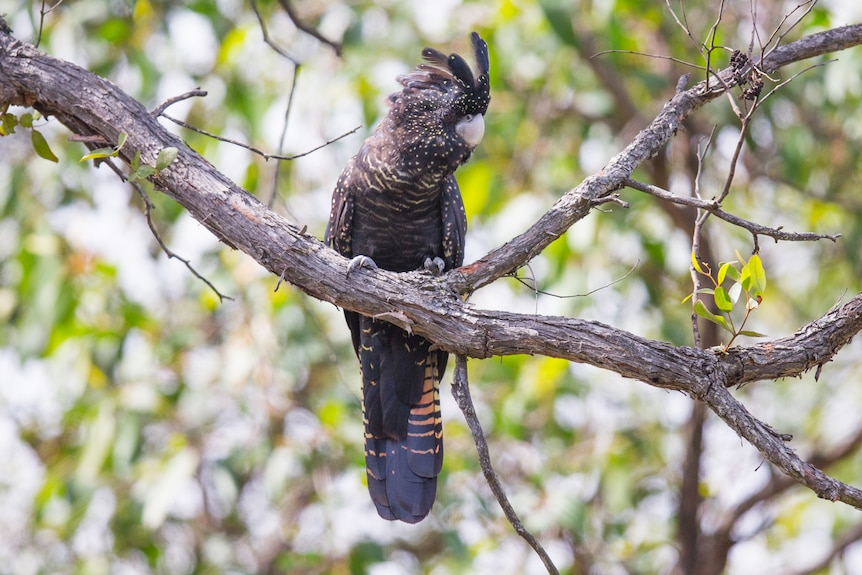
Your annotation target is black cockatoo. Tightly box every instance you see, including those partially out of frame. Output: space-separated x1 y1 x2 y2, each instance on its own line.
325 33 490 523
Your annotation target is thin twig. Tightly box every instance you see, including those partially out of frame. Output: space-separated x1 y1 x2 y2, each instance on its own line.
666 0 701 57
277 0 342 57
151 89 208 117
624 178 840 243
716 104 754 204
450 355 560 575
687 135 714 348
511 259 640 299
757 59 834 106
250 0 299 64
250 0 305 208
590 49 706 71
160 112 360 161
35 0 65 48
761 0 818 62
268 59 302 207
749 0 760 57
101 159 233 302
704 0 727 90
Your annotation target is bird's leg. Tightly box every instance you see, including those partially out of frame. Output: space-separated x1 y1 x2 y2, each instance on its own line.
347 255 378 277
423 256 445 276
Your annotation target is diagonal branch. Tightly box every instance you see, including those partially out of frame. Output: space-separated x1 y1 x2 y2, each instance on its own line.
277 0 342 57
451 356 559 575
624 177 841 243
3 18 862 511
448 24 862 295
722 295 862 386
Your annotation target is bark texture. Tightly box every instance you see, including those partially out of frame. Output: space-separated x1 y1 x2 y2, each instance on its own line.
2 20 862 510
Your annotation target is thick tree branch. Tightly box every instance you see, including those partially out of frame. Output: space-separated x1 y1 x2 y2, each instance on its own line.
450 24 862 294
3 20 862 509
722 295 862 385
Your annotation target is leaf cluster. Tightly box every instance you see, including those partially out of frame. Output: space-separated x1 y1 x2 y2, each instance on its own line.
686 251 768 350
1 106 59 161
80 131 178 182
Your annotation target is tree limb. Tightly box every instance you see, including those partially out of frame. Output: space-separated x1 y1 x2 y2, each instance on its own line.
3 19 862 509
624 177 841 243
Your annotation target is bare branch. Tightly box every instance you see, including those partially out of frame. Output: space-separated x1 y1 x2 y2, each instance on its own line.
159 112 360 163
102 160 234 303
704 0 728 89
250 0 299 65
624 177 840 243
761 0 818 62
703 379 862 510
448 25 862 296
451 356 560 575
718 425 862 539
150 89 208 117
276 0 342 57
4 17 862 515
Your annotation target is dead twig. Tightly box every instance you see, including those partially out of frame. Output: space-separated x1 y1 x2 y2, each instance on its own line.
450 355 560 575
624 177 841 244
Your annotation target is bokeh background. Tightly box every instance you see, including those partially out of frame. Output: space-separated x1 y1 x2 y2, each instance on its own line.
2 0 862 573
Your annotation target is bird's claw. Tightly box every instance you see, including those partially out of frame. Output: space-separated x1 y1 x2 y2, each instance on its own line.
423 256 445 276
347 255 378 277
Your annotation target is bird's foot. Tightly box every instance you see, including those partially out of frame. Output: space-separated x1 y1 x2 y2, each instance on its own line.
347 255 378 277
423 256 445 276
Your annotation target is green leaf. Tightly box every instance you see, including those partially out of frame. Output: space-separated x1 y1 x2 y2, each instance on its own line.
745 254 767 299
80 147 118 162
717 262 738 285
691 250 704 274
694 300 734 334
540 0 578 46
740 262 751 291
130 164 156 182
19 112 33 128
155 147 178 171
1 112 19 135
738 330 767 337
31 129 59 162
714 286 733 312
723 263 740 282
116 131 128 151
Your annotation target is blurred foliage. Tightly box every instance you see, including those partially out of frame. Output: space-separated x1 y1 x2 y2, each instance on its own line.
2 1 862 574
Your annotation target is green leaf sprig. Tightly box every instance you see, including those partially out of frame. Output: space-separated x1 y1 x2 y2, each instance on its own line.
1 107 59 162
79 131 178 182
684 250 767 351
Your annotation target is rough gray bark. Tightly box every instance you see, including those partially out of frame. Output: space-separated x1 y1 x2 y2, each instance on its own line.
2 20 862 509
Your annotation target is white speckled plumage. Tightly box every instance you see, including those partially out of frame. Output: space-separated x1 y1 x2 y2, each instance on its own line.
325 32 490 524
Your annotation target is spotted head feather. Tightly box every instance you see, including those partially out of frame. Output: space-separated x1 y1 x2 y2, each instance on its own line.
395 32 491 117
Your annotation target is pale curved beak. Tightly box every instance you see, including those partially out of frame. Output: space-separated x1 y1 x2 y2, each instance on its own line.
456 113 485 148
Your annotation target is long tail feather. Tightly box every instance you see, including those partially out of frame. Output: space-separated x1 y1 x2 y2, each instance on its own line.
359 317 444 523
